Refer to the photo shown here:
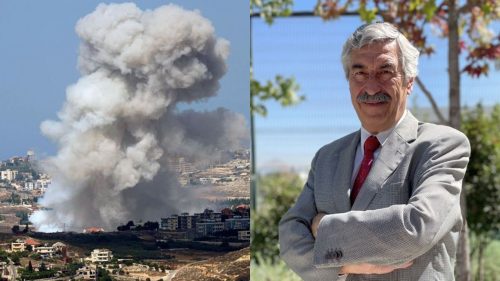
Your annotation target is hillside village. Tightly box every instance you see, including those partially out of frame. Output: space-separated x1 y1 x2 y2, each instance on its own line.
0 150 250 280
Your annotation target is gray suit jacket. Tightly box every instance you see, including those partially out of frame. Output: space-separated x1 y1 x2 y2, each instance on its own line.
279 112 470 281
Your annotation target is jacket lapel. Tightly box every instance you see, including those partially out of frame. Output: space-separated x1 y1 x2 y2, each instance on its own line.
331 132 360 212
351 111 419 211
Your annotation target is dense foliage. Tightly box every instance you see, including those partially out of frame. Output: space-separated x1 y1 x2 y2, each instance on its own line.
462 104 500 280
462 104 500 239
251 172 303 263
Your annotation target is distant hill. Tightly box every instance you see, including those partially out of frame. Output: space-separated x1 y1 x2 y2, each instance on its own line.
172 247 250 281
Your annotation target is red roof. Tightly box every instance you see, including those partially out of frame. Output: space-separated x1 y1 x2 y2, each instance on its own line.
236 204 249 210
25 238 42 246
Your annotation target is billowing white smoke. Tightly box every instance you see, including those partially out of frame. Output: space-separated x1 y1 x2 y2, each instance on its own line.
30 3 248 232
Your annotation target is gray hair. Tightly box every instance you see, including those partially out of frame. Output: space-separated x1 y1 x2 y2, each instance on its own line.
341 22 420 83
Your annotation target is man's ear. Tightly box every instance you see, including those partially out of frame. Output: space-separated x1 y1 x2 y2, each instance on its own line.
406 77 415 95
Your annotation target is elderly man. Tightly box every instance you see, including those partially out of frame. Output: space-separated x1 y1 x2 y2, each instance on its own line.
278 22 470 281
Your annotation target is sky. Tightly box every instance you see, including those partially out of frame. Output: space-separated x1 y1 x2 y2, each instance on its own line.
0 0 249 160
252 5 500 173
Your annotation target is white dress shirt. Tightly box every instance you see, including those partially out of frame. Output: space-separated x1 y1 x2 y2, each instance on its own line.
349 110 408 194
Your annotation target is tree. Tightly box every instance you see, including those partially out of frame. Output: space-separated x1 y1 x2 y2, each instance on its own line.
126 220 135 228
27 260 33 272
0 251 8 263
97 267 112 281
11 255 20 265
11 225 19 234
10 193 20 205
65 262 84 276
117 225 130 231
143 221 159 231
462 103 500 281
251 172 303 263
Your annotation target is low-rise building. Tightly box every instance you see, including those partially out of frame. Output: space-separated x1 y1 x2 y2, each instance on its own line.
194 209 222 222
76 266 96 280
1 169 18 181
10 240 25 252
238 230 251 241
34 246 55 258
24 181 36 190
88 249 113 263
196 221 225 236
36 179 50 189
160 215 178 231
52 242 67 252
224 217 250 230
178 213 196 230
25 238 42 248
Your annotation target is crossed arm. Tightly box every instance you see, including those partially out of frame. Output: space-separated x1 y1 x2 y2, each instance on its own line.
278 131 470 281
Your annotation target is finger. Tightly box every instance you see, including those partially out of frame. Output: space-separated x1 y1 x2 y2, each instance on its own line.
373 261 413 274
371 265 399 274
349 263 397 275
395 260 413 269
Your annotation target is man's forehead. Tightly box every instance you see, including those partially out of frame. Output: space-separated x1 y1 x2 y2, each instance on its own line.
349 42 399 67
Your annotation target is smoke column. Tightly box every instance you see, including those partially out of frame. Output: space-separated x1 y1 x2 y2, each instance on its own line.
30 3 248 232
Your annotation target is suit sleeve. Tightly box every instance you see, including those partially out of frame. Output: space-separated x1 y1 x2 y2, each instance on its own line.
279 151 343 281
313 130 470 267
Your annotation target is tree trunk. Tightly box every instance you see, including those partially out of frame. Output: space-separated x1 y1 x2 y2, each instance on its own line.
250 18 257 211
456 206 472 281
448 1 471 281
448 2 461 129
476 237 485 281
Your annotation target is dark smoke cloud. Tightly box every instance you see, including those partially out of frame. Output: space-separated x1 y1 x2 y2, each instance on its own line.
31 3 247 232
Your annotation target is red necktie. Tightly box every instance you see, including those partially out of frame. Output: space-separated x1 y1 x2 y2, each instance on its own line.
350 135 380 205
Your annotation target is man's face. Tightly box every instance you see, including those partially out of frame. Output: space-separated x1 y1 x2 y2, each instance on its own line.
348 41 413 134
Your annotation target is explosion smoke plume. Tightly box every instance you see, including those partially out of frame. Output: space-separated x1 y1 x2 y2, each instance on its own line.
30 3 247 232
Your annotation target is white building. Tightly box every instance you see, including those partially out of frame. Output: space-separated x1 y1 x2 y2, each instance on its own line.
1 169 18 181
10 240 25 252
160 215 178 231
238 230 251 241
224 217 250 230
88 249 113 263
24 181 35 190
52 242 67 252
34 246 55 258
196 221 225 236
36 179 50 189
76 266 96 280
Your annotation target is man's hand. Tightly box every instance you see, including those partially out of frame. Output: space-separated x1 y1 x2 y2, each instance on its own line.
311 212 327 238
340 261 413 275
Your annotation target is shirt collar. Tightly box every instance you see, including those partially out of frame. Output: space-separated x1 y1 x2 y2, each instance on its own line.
360 110 407 149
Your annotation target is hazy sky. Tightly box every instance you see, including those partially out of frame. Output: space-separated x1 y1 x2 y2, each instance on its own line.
252 8 500 172
0 0 249 160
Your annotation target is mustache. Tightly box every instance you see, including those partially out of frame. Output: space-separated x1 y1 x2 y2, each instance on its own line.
357 92 391 103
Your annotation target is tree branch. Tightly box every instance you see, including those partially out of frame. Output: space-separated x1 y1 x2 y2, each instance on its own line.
458 0 480 14
250 10 361 18
415 77 447 124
